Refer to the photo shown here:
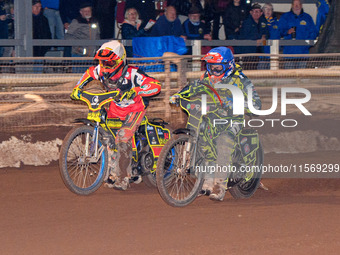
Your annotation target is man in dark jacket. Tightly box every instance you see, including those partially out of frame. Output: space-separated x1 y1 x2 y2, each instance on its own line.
150 5 185 38
32 0 51 57
223 0 248 39
182 6 212 54
182 6 211 41
238 3 269 54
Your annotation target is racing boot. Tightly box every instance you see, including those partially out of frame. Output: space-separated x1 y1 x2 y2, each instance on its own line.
209 183 226 202
259 181 269 191
112 176 130 191
198 178 213 197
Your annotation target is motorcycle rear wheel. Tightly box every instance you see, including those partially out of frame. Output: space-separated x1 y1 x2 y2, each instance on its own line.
156 134 204 207
229 141 264 199
59 125 108 195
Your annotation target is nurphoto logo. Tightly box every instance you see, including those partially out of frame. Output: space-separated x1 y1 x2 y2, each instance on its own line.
200 84 312 128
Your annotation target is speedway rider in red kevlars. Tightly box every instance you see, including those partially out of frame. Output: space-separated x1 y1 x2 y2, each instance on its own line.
71 40 161 190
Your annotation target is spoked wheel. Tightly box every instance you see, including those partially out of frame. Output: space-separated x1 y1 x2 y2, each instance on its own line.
59 125 108 195
229 141 264 199
156 134 204 207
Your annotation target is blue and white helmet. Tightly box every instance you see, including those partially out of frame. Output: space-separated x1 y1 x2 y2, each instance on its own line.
201 47 235 81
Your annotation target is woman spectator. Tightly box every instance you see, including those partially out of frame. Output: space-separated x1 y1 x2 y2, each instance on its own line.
121 7 152 57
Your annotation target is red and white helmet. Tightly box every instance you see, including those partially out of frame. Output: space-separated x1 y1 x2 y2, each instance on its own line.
94 40 127 88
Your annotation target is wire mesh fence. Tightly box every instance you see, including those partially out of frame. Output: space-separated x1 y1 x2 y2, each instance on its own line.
0 53 340 132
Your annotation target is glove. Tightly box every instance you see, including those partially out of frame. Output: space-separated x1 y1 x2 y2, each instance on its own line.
70 88 81 100
169 94 180 104
115 89 137 102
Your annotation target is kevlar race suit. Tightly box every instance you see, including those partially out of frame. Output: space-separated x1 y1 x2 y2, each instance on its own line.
173 64 261 189
73 64 161 180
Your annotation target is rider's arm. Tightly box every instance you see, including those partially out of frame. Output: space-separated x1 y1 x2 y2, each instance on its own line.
73 66 97 90
70 66 97 99
240 76 262 111
173 80 207 98
132 69 161 97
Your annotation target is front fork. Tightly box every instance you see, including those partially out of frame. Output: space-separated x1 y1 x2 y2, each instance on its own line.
85 122 104 163
180 136 199 174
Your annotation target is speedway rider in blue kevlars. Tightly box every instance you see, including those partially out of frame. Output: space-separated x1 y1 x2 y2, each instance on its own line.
170 47 263 201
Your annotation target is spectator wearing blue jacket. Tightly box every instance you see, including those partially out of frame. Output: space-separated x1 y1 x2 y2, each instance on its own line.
316 0 329 35
262 3 280 53
279 0 317 69
182 6 212 55
238 3 269 54
257 3 280 69
150 6 185 38
182 7 211 40
279 0 317 54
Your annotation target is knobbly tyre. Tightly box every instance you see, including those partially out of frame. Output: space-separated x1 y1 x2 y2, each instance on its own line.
156 89 264 207
59 90 171 195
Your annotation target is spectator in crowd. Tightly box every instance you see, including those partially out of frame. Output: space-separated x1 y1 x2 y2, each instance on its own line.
64 2 100 57
238 3 269 69
93 0 116 39
32 0 52 57
0 2 8 57
0 1 14 59
167 0 191 22
3 0 14 40
41 0 64 41
125 0 156 28
278 0 317 68
316 0 329 35
182 6 212 54
257 3 280 69
60 0 94 31
212 0 231 39
122 7 154 57
60 0 94 57
196 0 215 28
262 3 280 51
238 3 268 52
150 5 185 38
223 0 248 39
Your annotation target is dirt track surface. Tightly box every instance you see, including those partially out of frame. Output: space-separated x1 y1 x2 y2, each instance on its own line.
1 152 340 255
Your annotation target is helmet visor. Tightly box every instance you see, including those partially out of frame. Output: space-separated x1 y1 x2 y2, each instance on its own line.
100 59 121 69
207 63 225 76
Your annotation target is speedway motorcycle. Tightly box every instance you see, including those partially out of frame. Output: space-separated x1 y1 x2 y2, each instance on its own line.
59 90 171 195
156 87 264 207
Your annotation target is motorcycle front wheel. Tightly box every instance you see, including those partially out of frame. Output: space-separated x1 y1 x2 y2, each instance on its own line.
59 125 108 195
156 134 204 207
